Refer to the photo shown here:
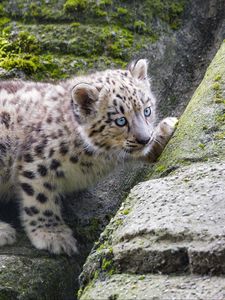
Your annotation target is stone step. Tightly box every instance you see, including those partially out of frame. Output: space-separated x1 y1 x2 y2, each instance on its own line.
80 273 225 300
112 162 225 275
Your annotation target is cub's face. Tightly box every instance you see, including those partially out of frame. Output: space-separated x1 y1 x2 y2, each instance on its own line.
72 59 156 158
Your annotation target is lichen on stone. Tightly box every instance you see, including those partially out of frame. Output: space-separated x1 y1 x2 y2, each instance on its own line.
0 0 187 80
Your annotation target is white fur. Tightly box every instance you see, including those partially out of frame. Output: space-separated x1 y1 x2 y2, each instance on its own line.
27 225 78 255
0 222 16 246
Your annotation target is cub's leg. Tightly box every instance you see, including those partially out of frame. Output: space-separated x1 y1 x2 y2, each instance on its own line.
0 221 16 246
18 165 78 255
147 117 178 161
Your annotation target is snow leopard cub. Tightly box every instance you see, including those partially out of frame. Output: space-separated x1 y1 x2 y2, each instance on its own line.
0 59 177 255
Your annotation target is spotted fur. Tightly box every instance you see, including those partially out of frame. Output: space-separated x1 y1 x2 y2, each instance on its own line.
0 59 177 255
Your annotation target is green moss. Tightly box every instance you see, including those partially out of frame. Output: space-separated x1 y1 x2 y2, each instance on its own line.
101 257 116 276
133 20 147 34
71 22 81 27
216 114 225 125
198 143 206 150
214 74 222 81
214 132 225 140
0 29 43 75
115 218 123 227
102 258 112 271
116 7 128 15
155 165 166 173
214 95 225 104
99 0 112 5
121 208 131 215
64 0 88 13
0 0 187 81
212 82 220 90
0 17 10 27
146 42 225 179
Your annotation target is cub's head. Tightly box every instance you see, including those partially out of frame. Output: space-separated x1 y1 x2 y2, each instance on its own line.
71 59 156 158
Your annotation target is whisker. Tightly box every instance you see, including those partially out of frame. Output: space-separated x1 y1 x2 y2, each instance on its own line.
153 138 163 147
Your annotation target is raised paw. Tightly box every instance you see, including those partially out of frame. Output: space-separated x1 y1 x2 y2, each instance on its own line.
28 225 78 255
0 222 16 246
159 117 178 137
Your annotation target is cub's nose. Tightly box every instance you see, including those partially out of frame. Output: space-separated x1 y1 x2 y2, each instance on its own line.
136 137 151 145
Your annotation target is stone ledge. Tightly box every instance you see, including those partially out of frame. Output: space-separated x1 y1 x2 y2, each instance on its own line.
112 162 225 275
80 274 225 300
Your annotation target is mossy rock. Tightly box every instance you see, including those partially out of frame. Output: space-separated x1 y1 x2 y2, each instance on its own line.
0 0 187 80
148 40 225 178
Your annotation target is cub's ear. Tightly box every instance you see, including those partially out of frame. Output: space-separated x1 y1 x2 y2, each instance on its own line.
128 59 148 80
71 83 99 117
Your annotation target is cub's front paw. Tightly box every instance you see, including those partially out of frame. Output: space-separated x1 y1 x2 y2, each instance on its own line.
159 117 178 137
28 225 78 255
0 222 16 246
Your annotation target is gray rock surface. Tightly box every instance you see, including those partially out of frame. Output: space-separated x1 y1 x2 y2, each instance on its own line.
113 162 225 275
79 41 225 299
144 0 225 117
0 251 80 300
79 274 225 300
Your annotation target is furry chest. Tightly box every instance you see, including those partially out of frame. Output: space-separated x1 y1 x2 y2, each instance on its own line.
60 156 115 192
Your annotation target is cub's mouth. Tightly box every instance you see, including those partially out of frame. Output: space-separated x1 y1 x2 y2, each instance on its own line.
125 134 153 153
124 140 153 157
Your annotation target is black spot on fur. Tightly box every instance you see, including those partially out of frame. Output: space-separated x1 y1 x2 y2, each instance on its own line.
38 217 46 222
36 193 48 203
89 125 106 137
116 94 123 99
56 170 65 178
0 111 11 129
55 215 61 222
54 195 61 205
120 105 125 114
46 116 52 123
30 206 39 214
22 171 35 179
30 220 37 226
0 143 7 155
37 164 48 176
84 148 94 156
24 153 34 163
21 183 34 196
59 142 69 155
74 140 82 147
70 156 78 163
43 182 56 191
49 148 55 157
24 207 33 216
58 129 63 137
34 144 45 156
43 210 53 217
50 159 61 170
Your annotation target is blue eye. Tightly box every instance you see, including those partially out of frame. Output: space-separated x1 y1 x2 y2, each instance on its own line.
115 117 127 127
144 107 151 117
